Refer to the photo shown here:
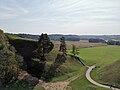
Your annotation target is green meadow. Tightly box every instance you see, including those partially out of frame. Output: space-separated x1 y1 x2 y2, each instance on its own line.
69 46 120 90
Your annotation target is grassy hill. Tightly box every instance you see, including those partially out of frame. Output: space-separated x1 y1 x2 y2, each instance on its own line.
41 43 115 90
99 60 120 87
69 46 120 89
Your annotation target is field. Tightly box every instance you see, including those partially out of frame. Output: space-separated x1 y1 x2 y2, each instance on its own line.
77 46 120 66
53 40 107 49
69 46 120 90
44 41 120 90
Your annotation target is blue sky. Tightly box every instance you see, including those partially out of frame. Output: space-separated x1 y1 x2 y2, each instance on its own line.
0 0 120 35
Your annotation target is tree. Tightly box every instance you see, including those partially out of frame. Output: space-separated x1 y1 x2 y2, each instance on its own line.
59 37 66 54
37 33 54 61
45 53 66 81
72 44 76 55
72 44 79 56
0 42 4 50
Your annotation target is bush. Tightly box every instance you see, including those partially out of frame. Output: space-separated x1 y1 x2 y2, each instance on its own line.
0 80 34 90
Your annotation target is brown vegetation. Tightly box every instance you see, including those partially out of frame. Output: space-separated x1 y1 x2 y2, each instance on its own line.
53 40 107 50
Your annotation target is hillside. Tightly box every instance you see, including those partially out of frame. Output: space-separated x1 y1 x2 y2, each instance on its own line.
98 60 120 87
5 33 83 81
1 31 120 90
0 30 40 90
5 33 110 90
0 30 20 87
68 46 120 89
83 46 120 88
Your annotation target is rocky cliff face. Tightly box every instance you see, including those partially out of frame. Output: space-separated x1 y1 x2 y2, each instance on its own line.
0 29 21 85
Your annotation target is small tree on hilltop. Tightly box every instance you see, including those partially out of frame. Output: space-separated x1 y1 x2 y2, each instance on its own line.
72 44 79 56
37 33 54 61
72 44 76 56
59 37 66 54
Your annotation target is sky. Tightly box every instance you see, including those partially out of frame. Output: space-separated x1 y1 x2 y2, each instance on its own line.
0 0 120 35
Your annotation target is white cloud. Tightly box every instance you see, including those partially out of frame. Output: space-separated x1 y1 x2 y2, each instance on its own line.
0 0 120 34
0 0 29 20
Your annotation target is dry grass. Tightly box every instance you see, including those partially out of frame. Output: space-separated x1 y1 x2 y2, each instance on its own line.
45 40 107 67
52 40 107 50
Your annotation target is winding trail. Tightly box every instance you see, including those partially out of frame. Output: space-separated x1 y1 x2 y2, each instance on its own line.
34 73 81 90
86 65 120 90
34 53 120 90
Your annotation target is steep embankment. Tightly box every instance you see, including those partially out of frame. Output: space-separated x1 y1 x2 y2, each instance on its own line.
7 34 46 78
86 65 120 90
6 33 83 81
6 33 37 58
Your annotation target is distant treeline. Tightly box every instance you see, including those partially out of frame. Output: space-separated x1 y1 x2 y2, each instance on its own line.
88 38 120 46
107 40 120 45
18 34 80 41
49 34 80 41
17 34 120 41
89 38 106 43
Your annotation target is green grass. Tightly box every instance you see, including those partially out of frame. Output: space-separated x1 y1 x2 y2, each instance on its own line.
6 34 33 41
78 46 120 66
51 59 83 82
49 45 117 89
33 86 45 90
69 46 120 90
92 60 120 88
70 72 109 90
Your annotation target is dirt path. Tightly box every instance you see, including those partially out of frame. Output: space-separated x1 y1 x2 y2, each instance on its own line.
86 65 120 90
34 73 80 90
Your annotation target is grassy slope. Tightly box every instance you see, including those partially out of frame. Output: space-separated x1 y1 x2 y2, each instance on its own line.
33 85 45 90
51 59 83 82
6 33 33 41
70 46 120 90
46 45 111 90
70 74 108 90
99 60 120 87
